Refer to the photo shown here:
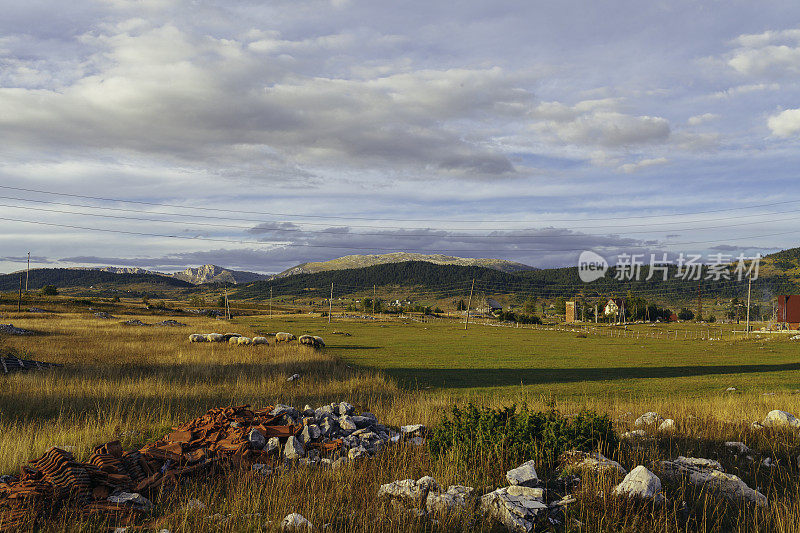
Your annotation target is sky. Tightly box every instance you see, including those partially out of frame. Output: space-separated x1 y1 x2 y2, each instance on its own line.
1 0 799 274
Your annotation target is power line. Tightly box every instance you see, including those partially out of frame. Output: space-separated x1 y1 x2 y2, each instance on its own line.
3 200 798 239
2 184 799 224
2 215 795 252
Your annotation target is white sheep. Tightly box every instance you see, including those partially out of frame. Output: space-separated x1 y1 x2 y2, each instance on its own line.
228 337 240 345
205 333 224 342
274 332 297 343
237 336 253 346
298 335 324 348
189 334 207 343
252 337 269 345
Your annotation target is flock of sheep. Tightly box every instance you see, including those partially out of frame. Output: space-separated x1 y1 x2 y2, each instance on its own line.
188 332 325 348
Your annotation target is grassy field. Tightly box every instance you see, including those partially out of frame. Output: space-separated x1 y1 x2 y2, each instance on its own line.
2 304 800 531
242 315 800 399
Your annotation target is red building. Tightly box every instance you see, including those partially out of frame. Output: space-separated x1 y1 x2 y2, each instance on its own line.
776 295 800 329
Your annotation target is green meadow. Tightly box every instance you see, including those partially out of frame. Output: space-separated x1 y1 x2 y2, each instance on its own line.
242 315 800 399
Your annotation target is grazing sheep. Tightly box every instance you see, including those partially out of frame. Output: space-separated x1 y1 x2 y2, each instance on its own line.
252 337 269 345
228 337 240 345
205 333 224 342
237 336 253 346
222 333 241 341
274 332 297 343
298 335 325 348
189 334 207 343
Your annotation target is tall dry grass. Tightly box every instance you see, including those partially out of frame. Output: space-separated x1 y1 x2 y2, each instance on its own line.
2 311 800 531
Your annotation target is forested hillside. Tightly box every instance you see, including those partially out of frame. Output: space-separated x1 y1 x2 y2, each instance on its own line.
0 268 193 291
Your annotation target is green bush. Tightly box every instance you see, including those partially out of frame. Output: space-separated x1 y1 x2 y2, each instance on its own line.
428 404 618 473
40 285 58 296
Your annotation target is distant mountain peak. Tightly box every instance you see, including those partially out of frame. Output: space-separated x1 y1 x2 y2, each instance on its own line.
277 252 536 278
172 264 268 285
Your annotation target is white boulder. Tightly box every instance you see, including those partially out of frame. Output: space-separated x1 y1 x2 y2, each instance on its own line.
378 476 439 503
506 459 538 487
660 456 766 506
480 486 547 533
658 419 676 432
426 485 474 516
563 451 626 475
281 513 313 531
635 412 663 427
763 410 800 429
613 465 663 501
283 436 305 460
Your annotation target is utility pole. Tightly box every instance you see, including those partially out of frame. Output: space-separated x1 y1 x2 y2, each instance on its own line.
269 286 273 318
329 282 333 323
697 282 702 322
464 279 475 330
224 287 230 319
18 273 22 312
372 284 376 316
745 275 752 335
26 252 30 292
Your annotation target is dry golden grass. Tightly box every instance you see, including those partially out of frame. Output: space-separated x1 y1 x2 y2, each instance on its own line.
2 310 800 531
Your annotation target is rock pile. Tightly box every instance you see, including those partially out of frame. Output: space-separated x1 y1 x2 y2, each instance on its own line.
0 323 34 336
0 356 62 375
660 456 767 506
0 402 406 530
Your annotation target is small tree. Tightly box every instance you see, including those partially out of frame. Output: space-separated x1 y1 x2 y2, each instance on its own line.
41 285 58 296
523 297 538 315
188 294 206 307
217 295 227 308
678 308 694 321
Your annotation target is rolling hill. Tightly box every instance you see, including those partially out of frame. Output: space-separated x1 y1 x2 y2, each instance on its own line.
275 252 535 278
0 268 194 292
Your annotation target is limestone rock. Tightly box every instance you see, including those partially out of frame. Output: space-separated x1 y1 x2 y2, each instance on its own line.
267 437 280 453
506 459 538 487
300 424 321 444
613 465 663 501
108 491 153 512
248 428 266 450
621 429 647 440
400 424 426 437
281 512 313 531
480 486 547 533
562 451 626 475
379 476 439 503
660 456 766 506
284 436 305 460
724 441 751 455
659 419 676 432
426 485 474 515
635 412 663 427
763 410 800 429
339 415 357 431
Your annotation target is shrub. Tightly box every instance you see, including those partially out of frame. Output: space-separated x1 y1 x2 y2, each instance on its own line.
428 404 617 474
40 285 58 296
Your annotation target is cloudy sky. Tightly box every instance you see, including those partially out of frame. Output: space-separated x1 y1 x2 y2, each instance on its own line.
1 0 799 274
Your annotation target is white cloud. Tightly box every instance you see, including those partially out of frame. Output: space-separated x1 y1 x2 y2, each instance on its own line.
768 108 800 137
711 83 780 99
618 157 669 174
687 113 718 126
0 23 526 178
543 111 670 147
728 27 800 78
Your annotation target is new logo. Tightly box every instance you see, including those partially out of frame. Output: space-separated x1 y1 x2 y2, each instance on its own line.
578 251 608 282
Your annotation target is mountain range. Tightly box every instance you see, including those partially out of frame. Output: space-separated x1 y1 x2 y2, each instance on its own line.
276 252 535 277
